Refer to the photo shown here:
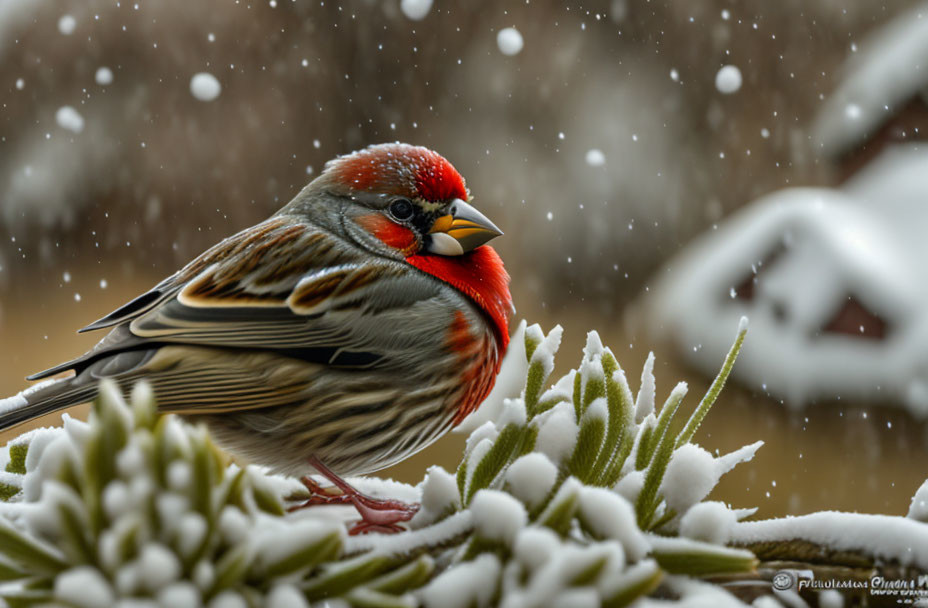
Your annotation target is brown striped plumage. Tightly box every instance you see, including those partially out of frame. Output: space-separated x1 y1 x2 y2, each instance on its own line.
2 144 512 484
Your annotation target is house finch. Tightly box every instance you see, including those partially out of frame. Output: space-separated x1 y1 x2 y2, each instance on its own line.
0 143 512 532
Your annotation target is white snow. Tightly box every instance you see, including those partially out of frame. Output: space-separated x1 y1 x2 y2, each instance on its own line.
529 324 563 385
470 490 527 545
660 444 719 514
190 73 221 102
346 510 473 556
57 14 76 35
167 461 192 491
254 519 343 572
413 465 460 526
157 583 201 608
208 590 248 608
505 453 557 509
400 0 432 21
497 27 524 56
714 65 742 94
219 505 250 544
55 567 115 608
138 543 181 591
458 321 528 433
497 398 527 428
585 149 605 167
0 379 61 418
102 480 130 520
266 584 310 608
533 402 578 464
95 67 114 86
176 513 208 558
614 469 644 505
513 526 561 571
578 487 649 561
418 553 500 608
635 352 656 421
811 3 928 158
907 479 928 522
731 511 928 570
679 501 737 545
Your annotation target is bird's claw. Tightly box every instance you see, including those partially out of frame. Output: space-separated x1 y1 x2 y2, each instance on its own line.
292 469 419 535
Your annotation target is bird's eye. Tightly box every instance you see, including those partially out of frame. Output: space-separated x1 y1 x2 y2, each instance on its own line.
388 199 414 221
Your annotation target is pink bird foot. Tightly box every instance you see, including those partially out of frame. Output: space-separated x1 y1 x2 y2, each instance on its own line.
290 457 419 535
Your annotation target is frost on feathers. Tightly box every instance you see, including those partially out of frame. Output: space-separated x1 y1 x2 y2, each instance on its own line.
505 453 557 509
659 444 719 514
471 490 527 546
679 501 737 545
418 553 500 608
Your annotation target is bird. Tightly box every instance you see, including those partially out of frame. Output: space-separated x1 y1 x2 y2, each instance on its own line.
0 143 512 533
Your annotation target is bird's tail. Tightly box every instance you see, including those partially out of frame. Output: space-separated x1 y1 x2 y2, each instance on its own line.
0 376 98 433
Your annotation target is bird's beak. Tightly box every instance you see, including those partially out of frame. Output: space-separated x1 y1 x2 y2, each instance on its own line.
427 199 503 256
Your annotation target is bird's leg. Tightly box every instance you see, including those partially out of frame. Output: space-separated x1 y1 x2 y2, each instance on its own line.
291 457 419 535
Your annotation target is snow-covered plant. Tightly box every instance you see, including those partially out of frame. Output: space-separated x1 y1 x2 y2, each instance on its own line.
0 322 763 607
450 318 759 536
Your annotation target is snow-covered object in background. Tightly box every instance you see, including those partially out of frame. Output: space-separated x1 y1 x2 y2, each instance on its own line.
647 146 928 416
811 2 928 158
400 0 432 21
909 479 928 522
55 106 84 133
714 65 742 94
95 66 113 86
189 72 221 102
730 511 928 571
496 27 524 56
585 148 606 166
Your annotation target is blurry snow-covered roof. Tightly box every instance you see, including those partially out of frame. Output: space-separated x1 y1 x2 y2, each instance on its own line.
647 167 928 415
811 3 928 158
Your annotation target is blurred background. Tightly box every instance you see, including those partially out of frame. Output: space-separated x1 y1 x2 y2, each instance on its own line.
1 0 926 519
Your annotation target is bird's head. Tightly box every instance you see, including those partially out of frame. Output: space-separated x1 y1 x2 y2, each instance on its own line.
292 143 512 349
308 143 503 258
